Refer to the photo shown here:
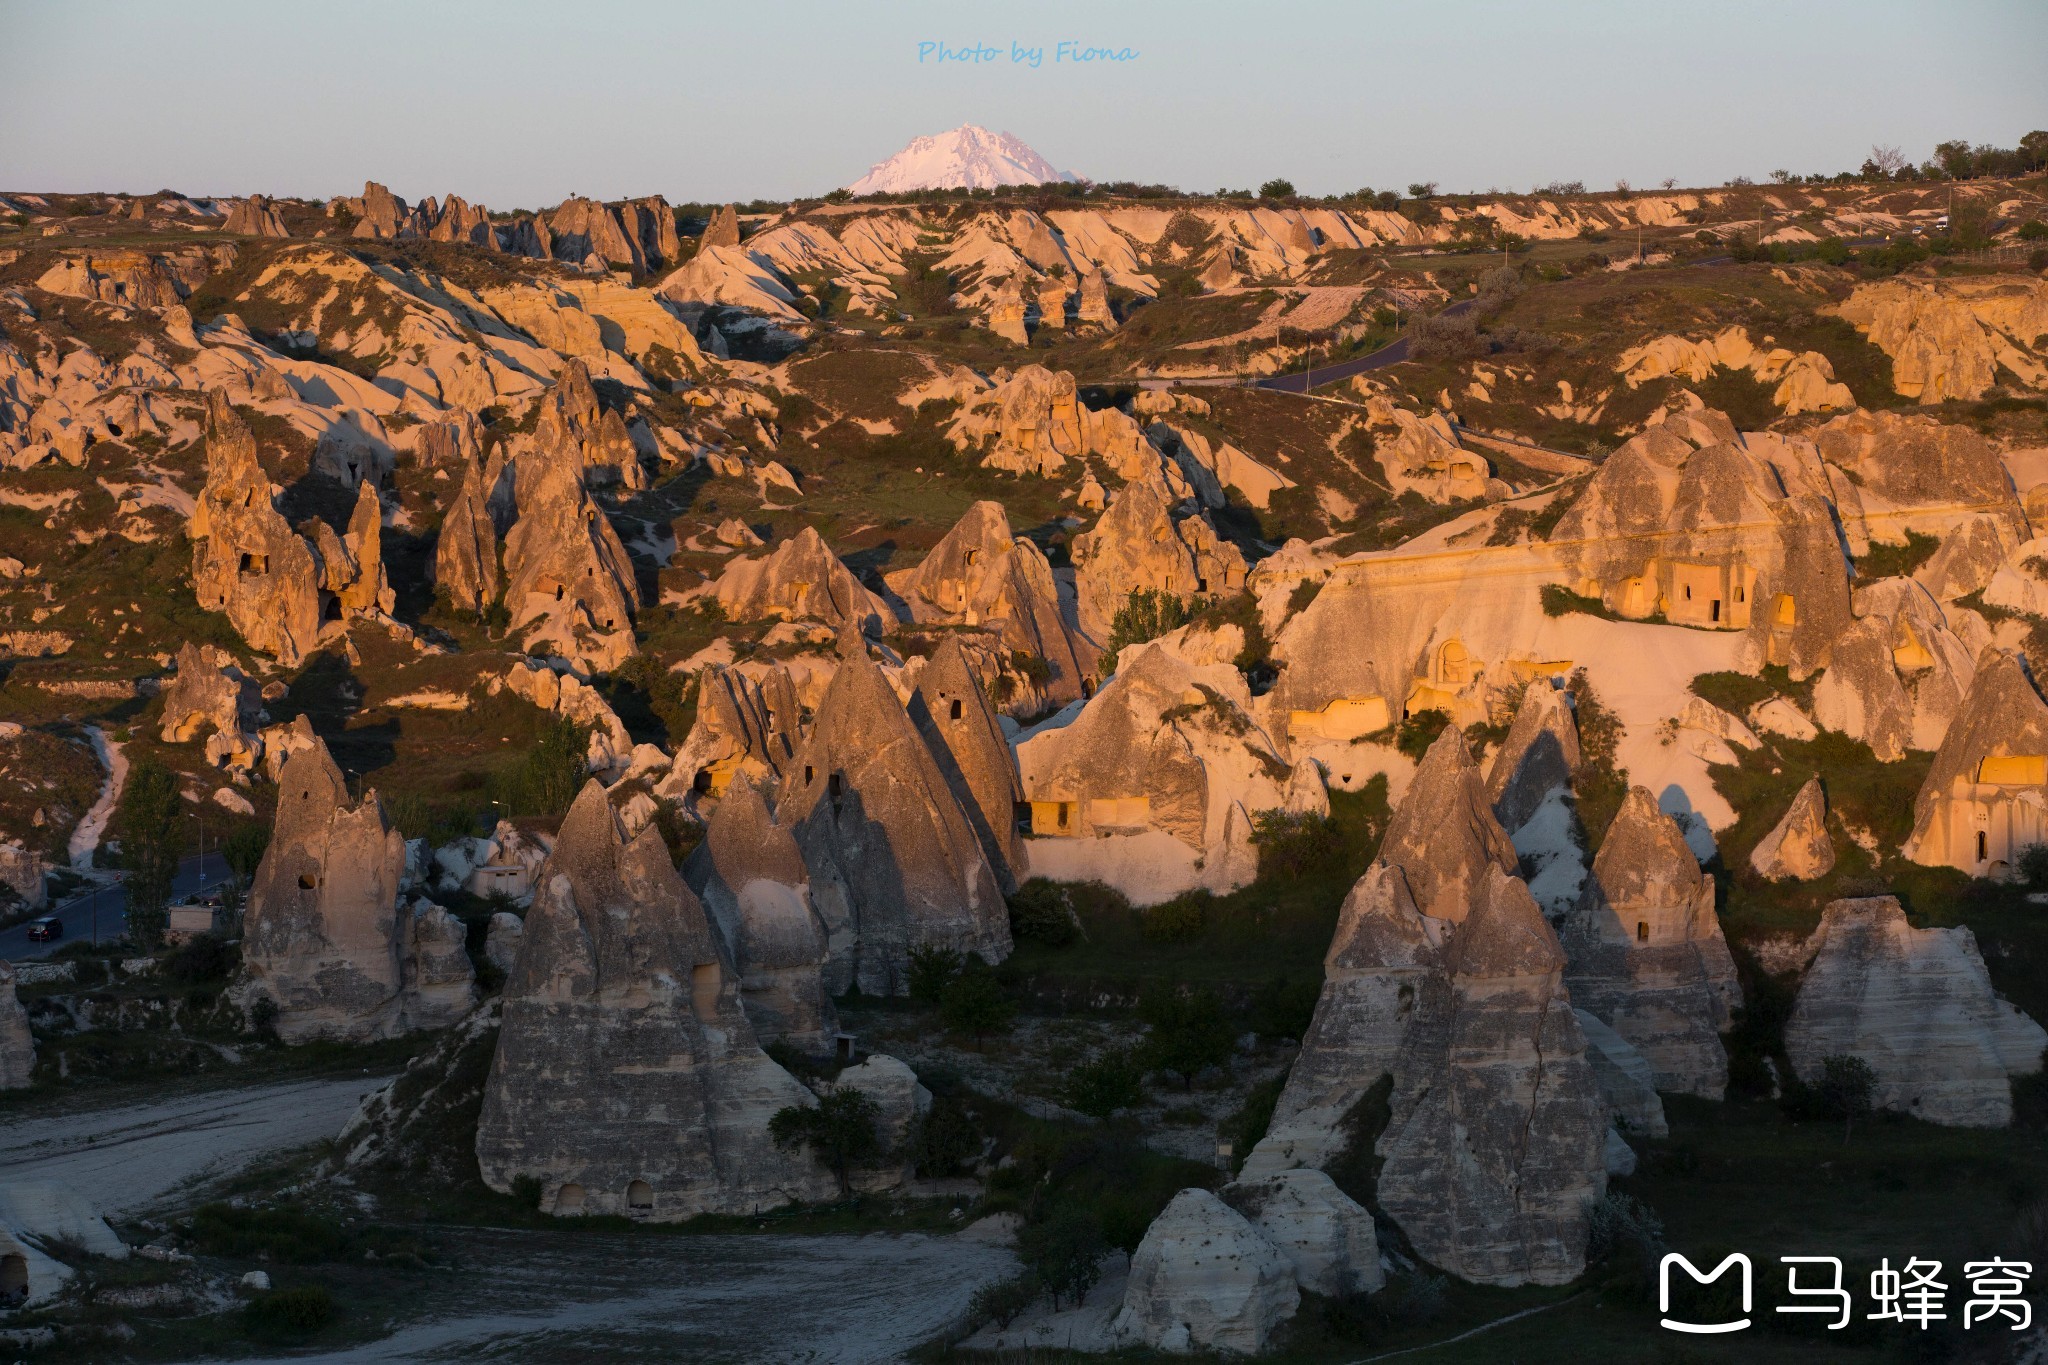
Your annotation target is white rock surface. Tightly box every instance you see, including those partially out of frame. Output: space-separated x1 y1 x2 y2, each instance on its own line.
1113 1189 1299 1354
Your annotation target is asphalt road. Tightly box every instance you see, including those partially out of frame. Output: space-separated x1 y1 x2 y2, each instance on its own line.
1257 298 1476 393
0 851 229 962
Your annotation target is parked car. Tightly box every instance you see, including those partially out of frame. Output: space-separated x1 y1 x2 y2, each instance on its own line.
25 917 62 943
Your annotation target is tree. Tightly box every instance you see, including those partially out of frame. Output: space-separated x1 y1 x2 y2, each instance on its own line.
1258 178 1295 200
938 957 1016 1048
221 822 270 883
1065 1047 1146 1118
1932 138 1975 180
1019 1206 1107 1309
1407 182 1439 199
1138 984 1235 1090
1099 588 1190 676
118 760 182 952
769 1087 881 1194
1816 1054 1876 1145
1867 144 1908 179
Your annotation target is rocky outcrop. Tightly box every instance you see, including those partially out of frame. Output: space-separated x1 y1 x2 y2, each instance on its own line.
1812 577 1977 762
0 961 33 1089
1903 650 2048 874
1575 1009 1669 1138
534 360 642 491
701 205 741 250
1014 642 1289 905
0 843 45 913
475 781 837 1219
323 481 395 620
777 647 1010 995
1560 786 1740 1097
1113 1189 1299 1355
682 776 838 1050
944 365 1150 478
238 738 465 1043
1377 726 1519 924
1615 326 1852 414
547 195 680 273
404 901 478 1028
1815 409 2024 550
484 912 524 976
433 451 501 615
700 526 887 634
157 642 261 776
501 459 638 670
1070 476 1246 643
224 195 289 238
1834 276 2048 404
1749 776 1835 881
1484 682 1581 834
189 391 322 664
884 500 1091 703
657 663 801 806
909 638 1025 892
1235 1169 1382 1298
1786 896 2045 1126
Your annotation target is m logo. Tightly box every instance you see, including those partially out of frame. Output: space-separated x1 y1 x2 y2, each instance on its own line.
1660 1252 1753 1334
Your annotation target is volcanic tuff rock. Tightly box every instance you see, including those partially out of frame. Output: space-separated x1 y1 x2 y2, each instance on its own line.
403 901 479 1028
1377 726 1519 924
1749 776 1836 881
1786 897 2045 1126
1835 275 2048 404
884 500 1091 703
0 961 33 1089
944 365 1151 478
1814 408 2025 549
433 450 501 615
484 912 524 976
1559 786 1740 1097
501 459 639 670
1113 1188 1300 1354
0 843 46 913
682 775 837 1050
534 359 642 490
657 663 801 806
1234 1169 1383 1298
1914 512 2023 603
1574 1009 1669 1138
909 637 1026 892
1013 642 1290 904
189 390 322 664
1070 475 1248 647
1812 577 1978 762
1984 537 2048 616
776 647 1009 995
157 642 261 776
701 204 741 250
330 480 396 619
1485 682 1581 834
237 738 460 1042
700 526 887 634
224 195 289 238
475 781 837 1219
1903 649 2048 874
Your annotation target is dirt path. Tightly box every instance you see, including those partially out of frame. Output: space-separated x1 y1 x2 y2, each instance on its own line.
68 725 126 868
242 1225 1016 1364
0 1075 386 1214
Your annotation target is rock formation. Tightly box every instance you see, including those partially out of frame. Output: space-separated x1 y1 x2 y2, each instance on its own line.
1835 276 2048 405
0 961 33 1090
476 780 837 1219
1814 409 2025 549
777 646 1010 995
682 776 838 1050
1069 476 1246 644
909 638 1025 892
1376 726 1519 924
501 459 639 669
1749 776 1835 881
534 360 643 490
701 205 741 250
434 450 501 615
189 391 322 664
1786 896 2045 1126
1113 1189 1300 1354
1903 650 2048 875
944 365 1150 478
224 195 289 238
1812 577 1978 762
238 737 472 1042
157 642 262 776
1484 682 1581 834
700 526 887 634
484 912 524 976
884 500 1091 703
1574 1009 1669 1138
658 663 801 805
1559 787 1740 1097
1234 1168 1382 1298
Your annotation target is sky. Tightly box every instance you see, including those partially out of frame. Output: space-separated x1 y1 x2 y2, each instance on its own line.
2 0 2044 206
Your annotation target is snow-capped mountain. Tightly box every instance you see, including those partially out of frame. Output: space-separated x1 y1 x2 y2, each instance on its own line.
845 125 1079 195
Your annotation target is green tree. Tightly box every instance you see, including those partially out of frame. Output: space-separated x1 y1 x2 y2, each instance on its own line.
938 957 1016 1048
909 1096 982 1176
1019 1206 1106 1309
1139 984 1236 1090
1100 588 1190 675
906 944 963 1004
222 822 271 883
118 760 182 952
769 1087 882 1194
1817 1054 1876 1145
1258 178 1295 199
1065 1047 1146 1118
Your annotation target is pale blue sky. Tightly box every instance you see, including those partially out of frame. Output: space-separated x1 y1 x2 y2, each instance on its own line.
2 0 2043 205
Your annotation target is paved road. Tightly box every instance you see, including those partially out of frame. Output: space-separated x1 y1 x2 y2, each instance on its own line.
0 1073 386 1215
1256 298 1476 393
0 851 229 962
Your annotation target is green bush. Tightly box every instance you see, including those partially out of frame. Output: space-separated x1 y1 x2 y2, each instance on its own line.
1394 708 1451 761
1251 810 1343 881
1139 983 1236 1089
906 944 963 1004
770 1087 882 1194
485 718 589 818
967 1272 1039 1329
243 1285 335 1337
939 957 1017 1045
1019 1206 1107 1309
1065 1047 1147 1118
1248 974 1319 1042
1100 588 1191 675
909 1096 983 1176
163 933 238 985
1007 881 1079 947
1140 892 1209 944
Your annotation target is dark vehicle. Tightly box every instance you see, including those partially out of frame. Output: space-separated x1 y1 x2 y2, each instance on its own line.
25 918 62 943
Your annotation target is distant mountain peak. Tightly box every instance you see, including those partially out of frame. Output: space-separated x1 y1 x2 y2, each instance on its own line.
846 125 1078 195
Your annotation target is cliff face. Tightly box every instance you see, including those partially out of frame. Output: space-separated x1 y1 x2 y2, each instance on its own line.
1786 896 2046 1127
476 781 836 1218
188 390 322 664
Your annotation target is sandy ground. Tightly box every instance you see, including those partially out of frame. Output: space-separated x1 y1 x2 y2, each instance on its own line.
67 725 126 868
239 1227 1016 1364
0 1075 385 1214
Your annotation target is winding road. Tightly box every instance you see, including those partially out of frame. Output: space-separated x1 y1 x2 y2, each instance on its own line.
0 852 230 962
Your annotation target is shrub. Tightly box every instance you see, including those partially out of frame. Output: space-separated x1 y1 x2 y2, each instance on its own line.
938 957 1016 1045
117 760 181 952
163 933 238 985
1407 312 1486 362
909 1095 982 1176
1586 1192 1666 1300
1258 178 1296 199
243 1285 335 1337
1019 1205 1107 1309
1065 1047 1147 1118
1100 588 1191 675
1139 892 1208 944
1816 1053 1877 1143
1007 881 1079 947
967 1272 1039 1329
2020 842 2048 888
906 944 963 1004
1286 578 1323 616
1395 708 1451 761
1139 984 1235 1089
1248 974 1319 1042
485 718 589 818
1251 810 1343 881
